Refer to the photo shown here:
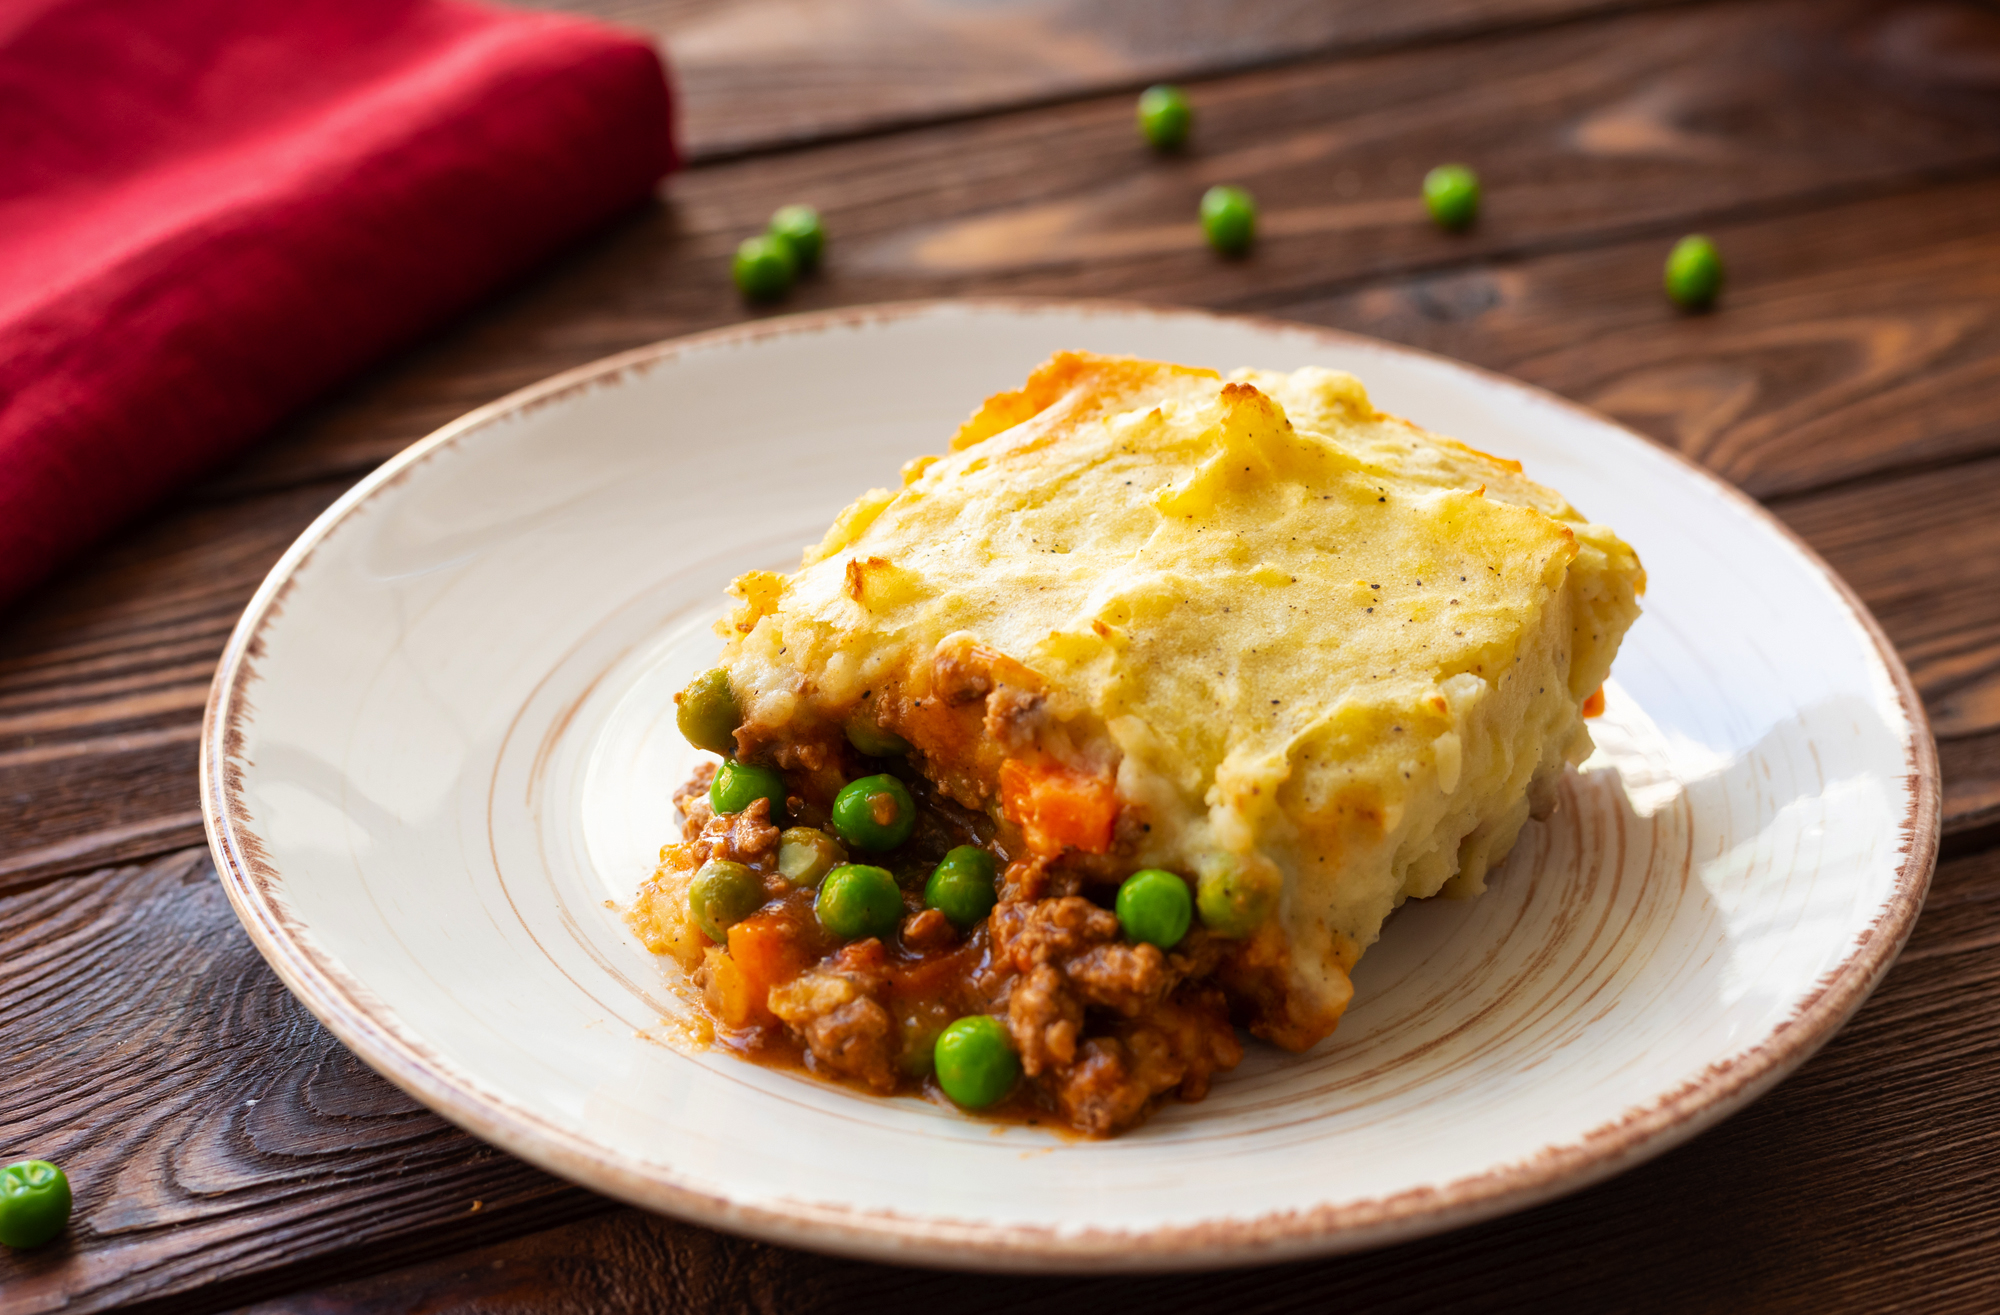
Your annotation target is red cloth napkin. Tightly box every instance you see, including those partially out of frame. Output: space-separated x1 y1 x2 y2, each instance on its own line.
0 0 677 607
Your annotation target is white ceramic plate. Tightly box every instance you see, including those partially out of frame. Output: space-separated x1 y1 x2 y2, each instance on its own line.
202 300 1938 1271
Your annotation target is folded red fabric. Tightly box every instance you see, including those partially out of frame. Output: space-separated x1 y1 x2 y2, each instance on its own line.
0 0 677 606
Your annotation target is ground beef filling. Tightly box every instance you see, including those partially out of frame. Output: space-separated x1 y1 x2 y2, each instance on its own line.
660 764 1245 1137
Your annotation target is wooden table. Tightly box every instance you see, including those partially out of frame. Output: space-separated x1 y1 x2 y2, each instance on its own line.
7 0 2000 1308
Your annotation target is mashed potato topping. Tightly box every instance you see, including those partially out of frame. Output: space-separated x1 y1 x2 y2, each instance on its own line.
707 352 1643 1053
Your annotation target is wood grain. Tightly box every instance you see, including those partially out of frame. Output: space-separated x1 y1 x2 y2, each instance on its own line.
1287 172 2000 501
8 0 2000 1307
556 0 1686 160
15 839 1979 1315
199 0 2000 498
1775 456 2000 834
0 483 355 892
0 850 604 1314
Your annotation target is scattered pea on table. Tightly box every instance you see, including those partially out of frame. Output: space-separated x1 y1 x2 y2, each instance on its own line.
768 204 826 270
1200 184 1257 255
933 1015 1020 1109
1664 233 1724 310
815 863 903 940
732 233 796 302
1136 84 1192 151
1423 163 1480 231
0 1160 71 1250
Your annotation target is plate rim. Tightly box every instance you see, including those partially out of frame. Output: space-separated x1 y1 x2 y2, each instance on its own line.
199 297 1941 1270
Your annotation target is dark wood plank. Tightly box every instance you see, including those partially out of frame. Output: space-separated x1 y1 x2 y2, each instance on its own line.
1775 456 2000 835
0 483 354 892
552 0 1685 160
1283 173 2000 501
0 851 605 1314
13 0 2000 887
6 2 1998 1310
212 0 2000 494
1940 735 2000 848
190 843 2000 1313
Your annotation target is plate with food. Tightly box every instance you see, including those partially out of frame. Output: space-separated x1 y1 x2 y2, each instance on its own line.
201 299 1937 1270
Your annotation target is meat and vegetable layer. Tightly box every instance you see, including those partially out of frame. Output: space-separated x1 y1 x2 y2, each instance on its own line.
628 352 1644 1136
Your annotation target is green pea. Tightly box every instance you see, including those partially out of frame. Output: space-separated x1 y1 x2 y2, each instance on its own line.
710 760 787 822
899 1020 942 1077
733 233 796 302
1196 855 1276 938
0 1160 71 1250
845 714 910 758
777 827 846 888
924 845 999 929
830 774 916 852
1200 184 1257 256
815 863 903 941
1422 164 1480 231
675 667 740 756
934 1015 1019 1110
1664 234 1723 310
1115 868 1192 950
689 859 764 942
768 204 826 270
1136 84 1192 151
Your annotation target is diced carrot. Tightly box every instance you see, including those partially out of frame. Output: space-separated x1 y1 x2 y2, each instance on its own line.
723 909 813 1028
1000 758 1119 856
1581 684 1606 718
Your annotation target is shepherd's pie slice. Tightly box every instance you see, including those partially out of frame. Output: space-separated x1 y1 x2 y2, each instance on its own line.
636 351 1643 1133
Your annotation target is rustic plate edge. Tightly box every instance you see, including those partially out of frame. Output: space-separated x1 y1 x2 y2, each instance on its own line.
198 296 1942 1273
